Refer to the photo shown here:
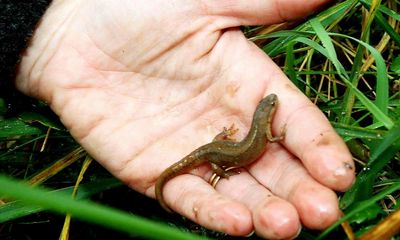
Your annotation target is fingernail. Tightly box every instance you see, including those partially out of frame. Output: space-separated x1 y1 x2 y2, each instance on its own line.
245 230 255 237
334 161 354 177
290 225 303 240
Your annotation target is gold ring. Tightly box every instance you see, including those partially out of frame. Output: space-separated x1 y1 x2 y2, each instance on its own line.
208 167 239 188
209 173 221 188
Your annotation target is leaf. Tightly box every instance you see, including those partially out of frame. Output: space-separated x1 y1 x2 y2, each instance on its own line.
0 118 42 138
331 122 385 139
391 56 400 74
19 112 65 131
347 202 384 224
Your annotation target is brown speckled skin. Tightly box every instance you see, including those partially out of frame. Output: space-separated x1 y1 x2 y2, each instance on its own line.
155 94 283 212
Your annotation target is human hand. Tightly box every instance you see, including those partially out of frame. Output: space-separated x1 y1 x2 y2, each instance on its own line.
16 0 355 238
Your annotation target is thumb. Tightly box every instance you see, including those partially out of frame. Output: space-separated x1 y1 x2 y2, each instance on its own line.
206 0 331 25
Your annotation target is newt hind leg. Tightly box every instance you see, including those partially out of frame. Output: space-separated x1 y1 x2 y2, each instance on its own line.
211 163 232 178
209 164 241 188
211 163 241 178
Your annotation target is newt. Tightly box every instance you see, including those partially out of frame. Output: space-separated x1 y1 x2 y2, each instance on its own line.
155 93 284 212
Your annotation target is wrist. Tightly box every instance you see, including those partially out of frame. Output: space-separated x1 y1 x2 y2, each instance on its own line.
0 0 52 96
16 0 79 100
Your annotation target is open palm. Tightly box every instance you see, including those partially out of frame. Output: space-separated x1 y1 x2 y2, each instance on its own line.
16 0 355 238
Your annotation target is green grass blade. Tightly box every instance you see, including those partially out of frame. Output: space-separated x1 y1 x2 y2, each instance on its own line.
361 0 400 21
0 118 42 138
309 18 349 79
250 30 312 41
340 126 400 209
331 122 385 139
341 0 382 123
374 11 400 48
369 124 400 161
19 112 65 131
260 0 357 56
392 56 400 74
318 180 400 239
0 178 121 223
284 41 300 88
329 33 392 128
0 175 209 240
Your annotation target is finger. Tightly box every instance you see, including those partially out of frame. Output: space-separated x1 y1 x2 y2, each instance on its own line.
154 174 254 236
205 0 332 25
250 143 341 229
212 32 355 191
267 74 355 191
214 170 301 239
